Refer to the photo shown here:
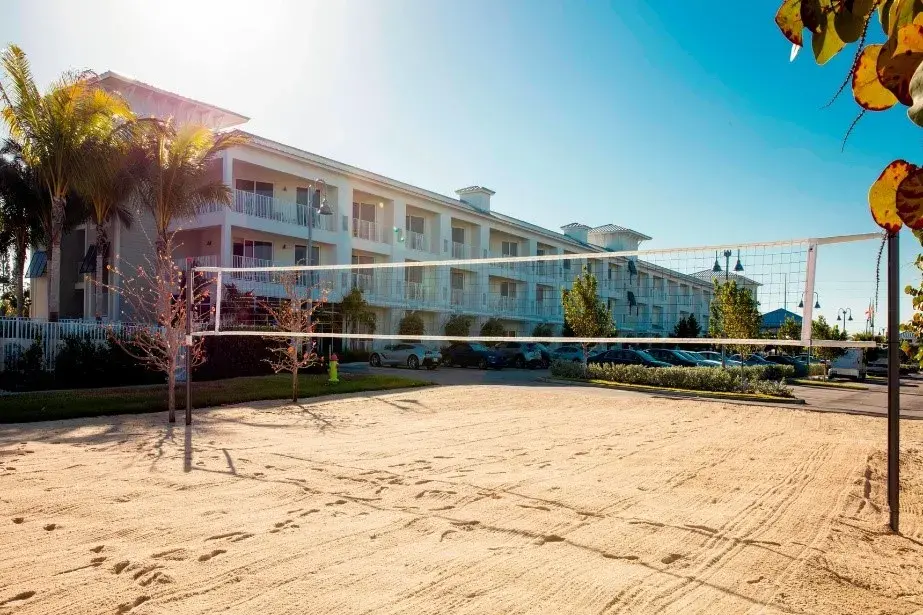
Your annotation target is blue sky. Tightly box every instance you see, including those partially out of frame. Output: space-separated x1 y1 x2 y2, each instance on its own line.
0 0 916 327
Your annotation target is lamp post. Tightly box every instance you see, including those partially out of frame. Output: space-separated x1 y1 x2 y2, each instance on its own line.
798 292 821 310
306 179 333 353
837 307 854 335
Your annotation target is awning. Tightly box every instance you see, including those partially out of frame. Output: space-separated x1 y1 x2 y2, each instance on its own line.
627 291 637 307
78 243 109 274
627 260 637 276
25 251 47 278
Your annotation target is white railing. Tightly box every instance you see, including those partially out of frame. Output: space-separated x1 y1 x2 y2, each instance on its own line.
406 230 429 252
533 301 562 319
0 318 158 372
232 255 274 282
231 189 337 231
489 296 523 315
351 272 375 294
451 242 472 259
353 219 386 243
405 281 425 303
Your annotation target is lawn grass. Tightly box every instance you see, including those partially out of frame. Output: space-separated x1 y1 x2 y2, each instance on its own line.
0 374 430 424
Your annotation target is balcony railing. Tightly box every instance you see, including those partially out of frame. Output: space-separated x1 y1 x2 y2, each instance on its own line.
228 189 337 231
451 242 473 259
532 301 562 319
353 219 387 243
406 230 429 252
231 255 274 282
405 281 426 302
489 296 524 315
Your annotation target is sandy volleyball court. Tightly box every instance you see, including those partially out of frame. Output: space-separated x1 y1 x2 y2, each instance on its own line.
1 384 922 614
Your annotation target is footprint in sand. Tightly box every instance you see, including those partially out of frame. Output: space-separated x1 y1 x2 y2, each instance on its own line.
0 591 36 606
198 549 226 562
12 517 24 524
90 546 104 553
116 595 149 613
112 561 130 574
534 535 565 546
151 548 188 560
43 523 58 531
661 553 684 565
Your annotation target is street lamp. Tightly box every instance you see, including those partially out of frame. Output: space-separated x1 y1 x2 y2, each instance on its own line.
712 249 743 282
798 292 820 309
306 179 333 350
837 307 854 334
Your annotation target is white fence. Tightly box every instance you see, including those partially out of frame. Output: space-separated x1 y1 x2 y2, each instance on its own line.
0 318 155 372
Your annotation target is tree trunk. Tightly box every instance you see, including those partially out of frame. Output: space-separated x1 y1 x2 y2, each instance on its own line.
13 239 26 317
292 366 299 403
47 195 66 321
94 222 107 321
167 360 176 423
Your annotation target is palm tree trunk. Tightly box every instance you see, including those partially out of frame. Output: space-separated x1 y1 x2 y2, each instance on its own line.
13 238 26 317
94 222 107 321
47 195 65 321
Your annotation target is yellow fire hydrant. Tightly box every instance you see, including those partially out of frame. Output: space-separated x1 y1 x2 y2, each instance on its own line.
328 353 339 384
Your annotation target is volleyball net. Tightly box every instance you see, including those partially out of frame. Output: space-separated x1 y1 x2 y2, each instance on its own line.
190 232 884 351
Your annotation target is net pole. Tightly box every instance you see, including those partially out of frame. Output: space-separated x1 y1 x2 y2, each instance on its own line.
887 232 900 533
801 242 818 344
185 260 193 426
214 271 223 333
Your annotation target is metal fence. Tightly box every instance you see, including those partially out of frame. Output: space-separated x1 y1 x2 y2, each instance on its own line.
0 318 155 371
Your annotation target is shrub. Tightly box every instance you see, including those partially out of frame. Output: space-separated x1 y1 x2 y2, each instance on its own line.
581 363 794 398
550 360 586 379
444 314 473 338
398 311 425 336
480 318 506 340
0 336 51 392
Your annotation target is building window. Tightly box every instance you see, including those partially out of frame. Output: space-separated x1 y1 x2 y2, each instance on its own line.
296 186 321 208
536 286 546 303
451 227 465 244
501 241 518 258
352 202 377 223
563 255 572 270
294 245 320 266
405 266 423 284
406 215 425 234
451 271 465 290
500 282 517 297
236 179 273 199
233 239 273 262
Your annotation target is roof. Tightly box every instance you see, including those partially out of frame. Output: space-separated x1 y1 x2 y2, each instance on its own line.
589 224 653 241
96 71 249 129
690 270 762 287
762 308 802 329
562 222 591 230
455 186 495 196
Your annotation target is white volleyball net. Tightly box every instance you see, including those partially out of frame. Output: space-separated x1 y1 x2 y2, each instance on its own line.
189 232 883 351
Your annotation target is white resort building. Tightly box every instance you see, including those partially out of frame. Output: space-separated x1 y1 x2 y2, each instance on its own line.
26 72 720 342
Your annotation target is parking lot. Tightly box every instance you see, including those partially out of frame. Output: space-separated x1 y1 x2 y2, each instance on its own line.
343 362 923 419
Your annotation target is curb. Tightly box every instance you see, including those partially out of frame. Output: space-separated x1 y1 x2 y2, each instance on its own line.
788 380 869 391
538 377 807 405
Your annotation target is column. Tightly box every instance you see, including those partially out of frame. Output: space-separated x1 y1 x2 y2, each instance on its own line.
523 238 537 319
335 181 354 266
477 225 491 311
220 221 232 268
391 198 407 259
222 151 233 187
438 212 453 257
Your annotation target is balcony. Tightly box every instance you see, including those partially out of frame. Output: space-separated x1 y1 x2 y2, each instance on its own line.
231 255 274 283
405 281 426 303
532 301 562 320
406 230 431 253
489 296 524 316
451 242 475 260
353 219 387 244
199 189 339 232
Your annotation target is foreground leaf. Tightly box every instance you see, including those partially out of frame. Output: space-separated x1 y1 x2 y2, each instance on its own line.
876 22 923 104
835 2 871 42
802 0 826 33
854 44 899 109
777 0 805 46
813 10 848 63
908 58 923 124
897 167 923 228
886 0 922 38
869 159 913 232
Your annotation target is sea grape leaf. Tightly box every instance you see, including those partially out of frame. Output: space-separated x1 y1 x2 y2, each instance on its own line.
854 44 899 109
869 159 913 232
776 0 805 46
896 166 923 228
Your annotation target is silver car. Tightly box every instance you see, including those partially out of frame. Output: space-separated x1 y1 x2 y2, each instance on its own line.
369 344 441 370
551 345 586 363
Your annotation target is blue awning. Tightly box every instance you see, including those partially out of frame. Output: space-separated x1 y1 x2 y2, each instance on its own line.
25 251 47 278
627 291 637 306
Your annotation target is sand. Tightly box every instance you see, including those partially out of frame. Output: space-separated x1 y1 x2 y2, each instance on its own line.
1 384 922 614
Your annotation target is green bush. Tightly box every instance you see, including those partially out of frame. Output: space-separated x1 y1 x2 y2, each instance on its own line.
808 363 826 377
1 336 51 391
550 360 586 379
570 363 794 397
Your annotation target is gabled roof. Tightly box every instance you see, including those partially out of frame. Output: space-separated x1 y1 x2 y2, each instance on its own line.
589 224 652 241
562 222 591 230
762 308 802 329
690 270 762 287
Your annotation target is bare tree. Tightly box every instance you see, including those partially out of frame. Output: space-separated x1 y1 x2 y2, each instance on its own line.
257 273 328 403
104 232 210 422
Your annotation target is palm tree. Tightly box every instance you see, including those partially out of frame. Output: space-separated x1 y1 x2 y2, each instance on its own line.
0 139 45 317
0 44 132 320
128 119 246 256
76 134 135 320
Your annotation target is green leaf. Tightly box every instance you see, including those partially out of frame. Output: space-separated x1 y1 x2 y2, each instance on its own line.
881 0 895 33
813 10 847 63
802 0 826 32
835 3 870 42
777 0 805 46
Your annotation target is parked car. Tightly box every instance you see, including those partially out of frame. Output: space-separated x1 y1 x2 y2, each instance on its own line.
648 348 699 367
533 343 552 368
729 354 774 367
697 351 743 367
369 344 441 370
551 345 586 363
493 341 544 369
675 350 722 368
763 354 808 377
828 349 867 380
442 342 505 370
587 349 671 368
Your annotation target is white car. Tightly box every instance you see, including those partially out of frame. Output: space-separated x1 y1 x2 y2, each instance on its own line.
551 345 587 363
369 344 441 370
828 349 867 380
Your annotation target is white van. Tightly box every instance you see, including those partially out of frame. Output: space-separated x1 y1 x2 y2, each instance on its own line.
827 349 866 381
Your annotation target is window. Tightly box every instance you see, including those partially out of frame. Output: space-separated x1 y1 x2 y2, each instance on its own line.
405 267 423 284
451 227 466 244
352 202 377 222
500 282 517 297
627 259 638 276
294 245 320 266
351 254 374 266
296 187 322 208
406 215 425 234
501 241 518 258
536 286 546 302
233 240 273 262
451 272 465 290
586 261 593 274
563 253 572 270
236 179 273 199
505 330 517 338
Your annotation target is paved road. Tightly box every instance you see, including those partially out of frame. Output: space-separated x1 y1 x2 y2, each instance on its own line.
342 362 923 419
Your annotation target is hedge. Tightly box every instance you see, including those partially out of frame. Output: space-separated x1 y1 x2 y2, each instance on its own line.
550 361 794 397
